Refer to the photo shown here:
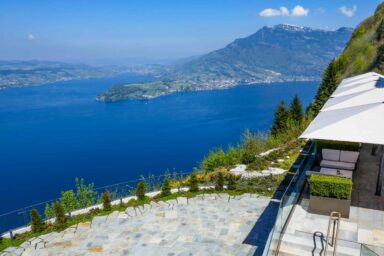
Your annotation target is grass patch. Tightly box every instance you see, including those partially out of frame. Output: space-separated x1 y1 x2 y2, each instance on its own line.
0 238 24 251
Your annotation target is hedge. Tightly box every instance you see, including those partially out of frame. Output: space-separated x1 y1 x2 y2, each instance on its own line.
316 140 360 152
310 174 352 200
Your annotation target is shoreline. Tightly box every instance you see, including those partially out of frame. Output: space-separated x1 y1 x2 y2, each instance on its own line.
97 78 320 103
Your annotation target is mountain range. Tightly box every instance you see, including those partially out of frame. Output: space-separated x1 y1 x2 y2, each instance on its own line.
0 60 158 89
97 24 353 102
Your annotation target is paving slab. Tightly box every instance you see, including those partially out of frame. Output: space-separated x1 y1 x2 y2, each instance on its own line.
13 195 271 256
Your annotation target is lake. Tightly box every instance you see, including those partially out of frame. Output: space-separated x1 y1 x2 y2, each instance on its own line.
0 74 318 213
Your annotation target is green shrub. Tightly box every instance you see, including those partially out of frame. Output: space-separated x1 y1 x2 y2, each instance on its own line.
310 174 352 200
161 177 171 197
75 178 96 208
241 130 267 164
246 157 269 171
188 174 199 192
227 174 238 190
44 203 54 219
102 192 112 211
136 181 146 201
53 202 67 229
215 172 224 191
30 209 45 233
202 146 242 172
61 190 78 212
316 140 360 152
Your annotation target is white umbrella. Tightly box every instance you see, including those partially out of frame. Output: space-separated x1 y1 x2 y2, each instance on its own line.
300 103 384 145
332 80 379 97
338 76 381 88
322 89 384 111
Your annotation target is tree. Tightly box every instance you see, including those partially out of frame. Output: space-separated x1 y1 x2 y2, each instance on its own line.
227 174 238 191
136 181 146 201
30 209 45 233
161 177 172 197
308 60 339 116
215 172 225 191
53 202 67 229
188 173 199 193
270 101 289 136
61 190 78 213
290 95 303 125
75 178 96 208
44 203 54 219
377 19 384 41
102 192 112 211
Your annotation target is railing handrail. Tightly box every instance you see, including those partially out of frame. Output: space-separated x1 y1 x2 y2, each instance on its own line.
0 171 190 217
325 211 341 256
263 140 317 255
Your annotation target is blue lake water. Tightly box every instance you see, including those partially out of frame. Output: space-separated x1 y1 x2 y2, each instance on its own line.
0 74 318 214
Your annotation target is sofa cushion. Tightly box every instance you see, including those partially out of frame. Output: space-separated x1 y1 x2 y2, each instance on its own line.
340 150 359 163
322 149 340 161
320 160 355 170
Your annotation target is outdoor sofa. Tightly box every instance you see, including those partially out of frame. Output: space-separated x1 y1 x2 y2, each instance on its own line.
320 148 359 171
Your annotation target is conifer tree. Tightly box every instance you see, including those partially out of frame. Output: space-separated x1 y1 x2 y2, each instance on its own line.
161 177 171 197
227 174 237 190
377 19 384 41
53 202 67 230
309 60 339 116
215 172 224 191
30 209 45 233
188 173 199 193
271 100 289 136
290 95 303 125
136 181 146 201
102 191 112 211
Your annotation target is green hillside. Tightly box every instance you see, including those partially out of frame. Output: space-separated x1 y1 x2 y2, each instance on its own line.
309 3 384 115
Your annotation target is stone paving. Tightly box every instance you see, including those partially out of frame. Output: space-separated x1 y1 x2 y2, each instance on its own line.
1 194 271 256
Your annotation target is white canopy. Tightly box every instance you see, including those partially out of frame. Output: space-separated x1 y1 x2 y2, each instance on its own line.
300 72 384 145
322 89 384 111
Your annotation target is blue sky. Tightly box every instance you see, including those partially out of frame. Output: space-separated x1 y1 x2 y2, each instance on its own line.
0 0 382 64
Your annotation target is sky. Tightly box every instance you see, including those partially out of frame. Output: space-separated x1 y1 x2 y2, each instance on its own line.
0 0 382 64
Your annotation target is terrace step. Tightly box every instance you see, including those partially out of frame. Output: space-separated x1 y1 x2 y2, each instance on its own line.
278 231 361 256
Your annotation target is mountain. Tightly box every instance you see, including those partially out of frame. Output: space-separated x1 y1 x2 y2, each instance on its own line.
0 60 158 89
97 24 353 102
308 3 384 115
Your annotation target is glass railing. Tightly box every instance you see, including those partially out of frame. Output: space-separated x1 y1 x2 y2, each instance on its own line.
0 172 188 237
263 140 317 256
361 244 381 256
0 170 277 238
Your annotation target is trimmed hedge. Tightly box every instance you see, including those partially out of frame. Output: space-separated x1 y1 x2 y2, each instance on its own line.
310 174 352 200
316 140 360 152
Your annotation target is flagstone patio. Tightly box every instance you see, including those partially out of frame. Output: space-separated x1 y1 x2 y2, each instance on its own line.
1 194 271 256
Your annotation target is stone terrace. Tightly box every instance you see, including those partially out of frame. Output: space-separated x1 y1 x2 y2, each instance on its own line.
2 194 271 256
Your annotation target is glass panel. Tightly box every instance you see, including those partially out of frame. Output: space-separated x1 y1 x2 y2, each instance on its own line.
262 140 316 255
361 244 380 256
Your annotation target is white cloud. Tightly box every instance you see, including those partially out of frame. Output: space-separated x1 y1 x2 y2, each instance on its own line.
259 5 309 17
339 5 357 17
259 7 287 17
291 5 309 16
27 34 35 40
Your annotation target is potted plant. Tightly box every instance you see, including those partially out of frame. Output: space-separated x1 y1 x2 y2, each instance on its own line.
309 174 352 218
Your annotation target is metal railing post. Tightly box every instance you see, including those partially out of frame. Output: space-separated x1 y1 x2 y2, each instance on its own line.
325 211 341 256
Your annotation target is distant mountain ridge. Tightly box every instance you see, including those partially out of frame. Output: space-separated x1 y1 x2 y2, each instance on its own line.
98 24 353 102
0 60 158 89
